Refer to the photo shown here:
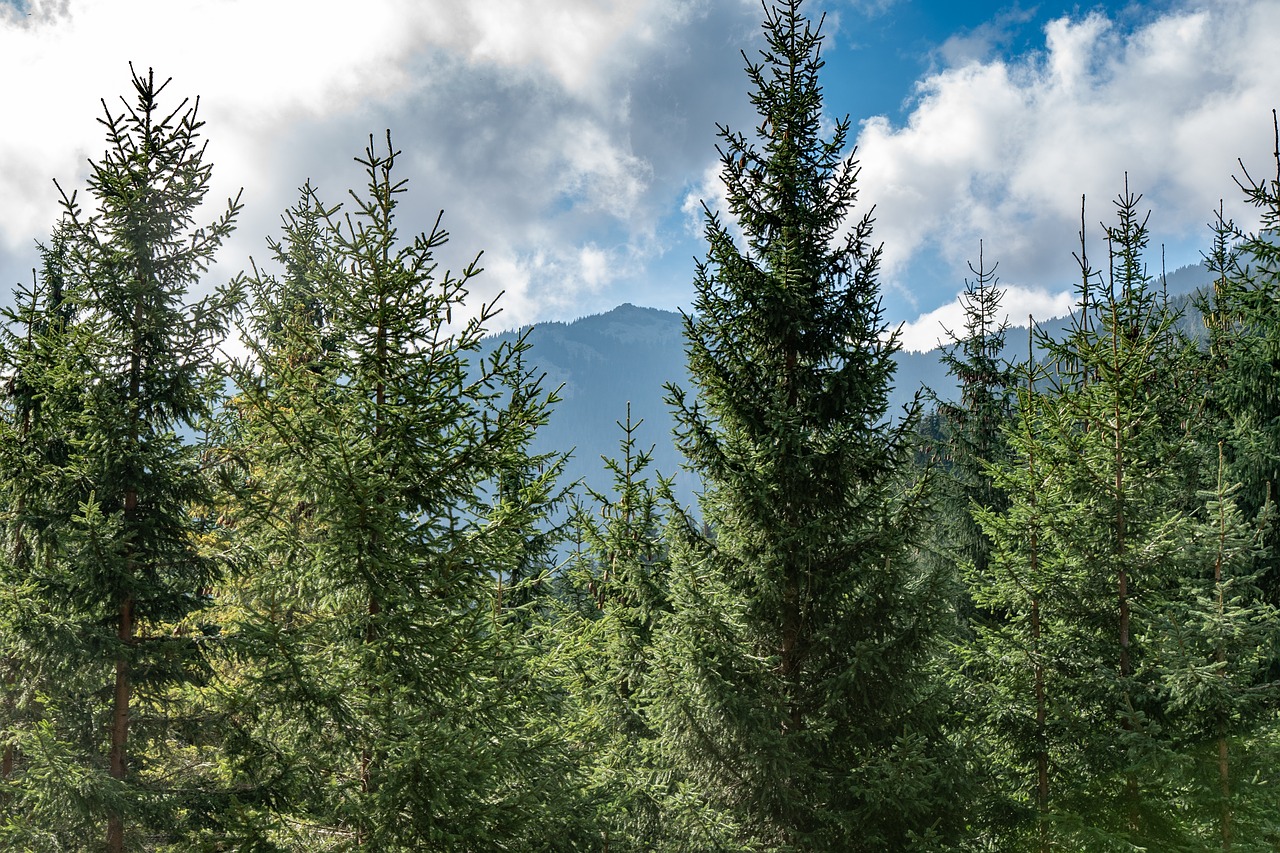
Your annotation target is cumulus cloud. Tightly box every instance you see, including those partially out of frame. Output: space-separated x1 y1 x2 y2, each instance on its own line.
897 284 1076 353
857 0 1280 329
0 0 433 247
0 0 758 327
11 0 1271 343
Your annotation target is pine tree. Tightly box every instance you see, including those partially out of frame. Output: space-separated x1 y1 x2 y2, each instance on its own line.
219 135 581 849
1198 112 1280 606
652 3 960 848
0 67 242 850
552 405 672 850
929 243 1015 628
967 184 1218 849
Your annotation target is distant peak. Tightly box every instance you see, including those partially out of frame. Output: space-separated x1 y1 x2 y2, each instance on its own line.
583 302 682 323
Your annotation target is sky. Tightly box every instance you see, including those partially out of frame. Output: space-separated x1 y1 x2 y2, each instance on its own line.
0 0 1277 351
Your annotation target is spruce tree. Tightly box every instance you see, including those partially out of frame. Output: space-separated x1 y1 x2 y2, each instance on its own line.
966 184 1237 849
929 244 1015 631
219 136 581 849
961 324 1057 850
0 67 242 850
1198 113 1280 606
653 3 959 848
552 406 672 850
1153 447 1280 850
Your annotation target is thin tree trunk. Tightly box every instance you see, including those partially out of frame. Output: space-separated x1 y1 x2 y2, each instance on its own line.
3 396 34 784
780 346 804 734
1106 305 1142 837
109 304 144 853
2 497 25 784
1032 599 1048 816
1114 324 1131 683
358 593 380 847
107 591 135 853
780 579 803 733
1025 334 1050 852
358 326 388 846
1218 723 1231 851
1214 444 1232 850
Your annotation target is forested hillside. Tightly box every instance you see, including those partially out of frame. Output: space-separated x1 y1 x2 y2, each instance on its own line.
1 2 1279 850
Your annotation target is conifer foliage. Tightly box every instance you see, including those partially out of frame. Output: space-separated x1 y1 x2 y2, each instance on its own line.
933 244 1014 589
966 184 1280 849
0 67 241 850
553 406 672 850
220 134 573 849
1200 115 1280 606
656 2 957 848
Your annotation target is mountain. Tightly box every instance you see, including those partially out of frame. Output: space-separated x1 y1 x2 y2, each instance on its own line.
484 303 960 510
485 262 1215 510
485 303 700 510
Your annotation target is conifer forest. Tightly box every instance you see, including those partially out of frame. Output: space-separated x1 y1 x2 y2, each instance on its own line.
4 2 1280 850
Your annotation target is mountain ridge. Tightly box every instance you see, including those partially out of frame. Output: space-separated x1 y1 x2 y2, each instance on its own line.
486 261 1215 506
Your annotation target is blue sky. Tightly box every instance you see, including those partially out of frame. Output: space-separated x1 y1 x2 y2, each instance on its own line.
0 0 1277 350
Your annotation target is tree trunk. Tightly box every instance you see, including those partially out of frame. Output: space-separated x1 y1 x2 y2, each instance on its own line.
1214 455 1232 850
107 592 134 853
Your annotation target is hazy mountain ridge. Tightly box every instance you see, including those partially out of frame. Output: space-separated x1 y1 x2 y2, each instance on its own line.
487 261 1215 505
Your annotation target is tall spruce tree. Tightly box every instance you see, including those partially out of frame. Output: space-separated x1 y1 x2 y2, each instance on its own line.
928 244 1015 633
653 3 960 848
0 67 242 850
1153 447 1280 850
961 324 1057 850
218 136 581 849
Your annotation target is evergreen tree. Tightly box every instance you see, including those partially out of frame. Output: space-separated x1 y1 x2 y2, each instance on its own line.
960 322 1056 850
966 184 1240 850
0 67 242 850
552 405 672 850
653 3 960 848
1198 113 1280 606
1153 447 1280 850
929 243 1015 629
219 135 581 849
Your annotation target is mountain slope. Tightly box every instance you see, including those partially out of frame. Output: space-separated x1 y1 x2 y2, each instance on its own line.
488 261 1214 508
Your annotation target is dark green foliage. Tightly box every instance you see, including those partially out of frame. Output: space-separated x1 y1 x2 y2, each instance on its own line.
936 247 1014 556
654 3 961 848
965 183 1280 850
0 66 242 850
551 405 672 850
928 244 1016 632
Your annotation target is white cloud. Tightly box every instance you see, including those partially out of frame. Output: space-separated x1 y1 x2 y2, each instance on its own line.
448 0 686 102
0 0 754 326
897 284 1075 353
0 0 432 248
858 0 1280 325
681 160 736 239
935 5 1036 67
556 115 653 219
